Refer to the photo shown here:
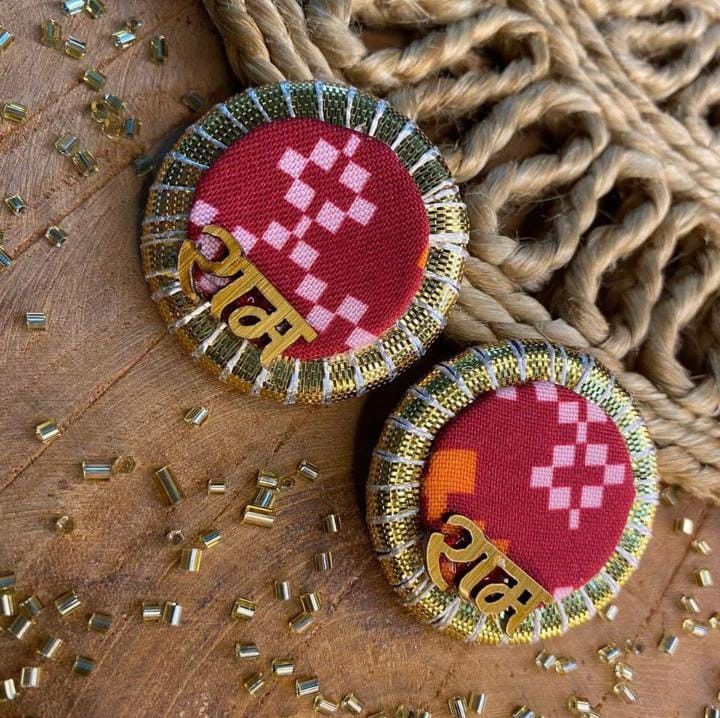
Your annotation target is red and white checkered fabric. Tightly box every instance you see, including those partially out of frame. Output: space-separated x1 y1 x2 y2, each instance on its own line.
187 117 430 360
421 381 636 597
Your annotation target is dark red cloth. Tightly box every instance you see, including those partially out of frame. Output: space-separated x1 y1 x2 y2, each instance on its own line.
421 381 635 597
187 118 429 360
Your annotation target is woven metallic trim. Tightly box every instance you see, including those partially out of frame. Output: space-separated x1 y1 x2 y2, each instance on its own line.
366 340 659 644
140 81 468 404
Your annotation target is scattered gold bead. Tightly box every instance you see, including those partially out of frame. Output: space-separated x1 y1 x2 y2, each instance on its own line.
257 470 293 491
235 643 260 660
612 682 637 704
296 676 320 696
40 19 62 49
45 224 69 246
122 117 141 139
232 597 257 620
1 678 17 701
207 478 227 495
133 153 155 176
0 26 15 53
567 696 593 715
243 671 265 696
72 655 96 676
54 515 76 534
19 594 44 619
682 618 710 637
674 517 694 535
122 17 143 32
271 657 295 676
448 696 468 718
512 707 535 718
289 611 314 634
691 539 712 555
179 547 203 573
0 572 15 591
87 611 113 633
614 662 635 681
64 36 87 59
182 406 209 427
90 98 109 124
555 657 577 674
199 529 222 549
694 568 714 587
150 35 168 63
72 149 99 176
82 460 112 480
82 69 106 91
274 579 291 601
535 650 556 671
20 666 41 689
314 550 333 572
0 246 13 270
658 633 679 655
155 465 184 504
166 529 185 545
599 603 618 621
314 695 340 715
181 91 206 112
112 29 137 50
26 312 47 330
710 612 720 629
0 591 15 616
142 601 162 622
680 595 701 613
36 419 60 443
467 692 487 715
298 459 319 481
85 0 106 18
54 589 81 616
112 455 136 474
321 513 342 533
705 708 720 718
62 0 85 15
300 591 322 614
162 601 182 625
5 193 27 214
3 102 28 123
103 93 127 115
242 504 276 528
598 643 622 664
660 485 680 505
37 635 63 660
7 614 33 640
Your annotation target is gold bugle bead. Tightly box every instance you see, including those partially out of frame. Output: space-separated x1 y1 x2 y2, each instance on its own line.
468 692 487 714
123 17 143 32
296 676 320 696
155 465 184 504
300 591 322 614
598 643 622 664
448 697 468 718
0 572 15 591
20 666 41 688
142 601 162 622
709 612 720 629
274 579 291 601
660 485 680 505
289 611 314 634
72 654 96 676
614 662 635 681
85 0 106 18
253 487 277 509
82 69 106 91
694 568 714 587
82 460 112 480
184 405 208 426
257 471 281 490
26 312 47 330
3 103 28 124
600 604 619 621
625 638 644 654
150 35 168 63
41 19 62 49
555 657 578 674
1 678 17 701
674 517 694 535
113 455 136 474
612 682 637 704
112 29 137 50
88 611 113 633
0 26 15 52
5 192 27 213
36 419 60 443
691 539 712 555
122 117 141 139
0 590 15 616
314 550 333 572
199 529 222 549
62 0 85 14
0 245 13 269
682 618 710 637
705 708 720 718
7 614 33 640
567 697 593 714
534 650 556 671
207 478 227 495
162 601 182 625
180 547 203 572
54 514 76 534
512 707 535 718
54 589 81 616
321 513 342 534
658 633 679 655
298 459 320 481
133 153 155 176
680 595 701 613
103 93 127 115
64 36 87 59
181 91 206 112
235 643 260 660
37 635 63 660
45 224 69 246
242 504 276 528
314 695 340 714
103 116 124 139
243 671 265 696
72 149 99 176
90 98 109 123
272 657 295 676
232 597 257 620
19 594 44 619
394 707 412 718
166 529 185 545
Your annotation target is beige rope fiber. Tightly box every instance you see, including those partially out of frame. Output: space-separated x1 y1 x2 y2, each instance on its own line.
202 0 720 502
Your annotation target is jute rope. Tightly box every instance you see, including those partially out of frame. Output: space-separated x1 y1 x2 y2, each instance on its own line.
202 0 720 503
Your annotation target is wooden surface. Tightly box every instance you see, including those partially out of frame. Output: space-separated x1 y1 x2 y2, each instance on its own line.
1 3 719 716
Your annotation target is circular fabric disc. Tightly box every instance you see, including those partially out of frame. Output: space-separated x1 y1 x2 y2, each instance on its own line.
367 341 658 644
140 82 468 404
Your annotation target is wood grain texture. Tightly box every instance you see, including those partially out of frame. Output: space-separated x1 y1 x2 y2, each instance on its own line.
0 3 718 717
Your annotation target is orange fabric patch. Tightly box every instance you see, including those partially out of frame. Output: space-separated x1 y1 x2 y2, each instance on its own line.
423 448 477 524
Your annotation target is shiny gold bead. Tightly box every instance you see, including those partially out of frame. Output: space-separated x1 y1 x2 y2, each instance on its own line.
36 419 60 443
674 517 694 535
54 514 76 535
0 572 15 591
682 618 710 637
103 116 124 140
155 465 184 504
150 35 168 63
142 601 162 622
612 682 637 704
535 650 556 671
181 91 206 112
54 589 81 616
598 643 622 664
512 707 535 718
0 26 15 52
40 19 62 49
705 708 720 718
180 547 203 572
614 662 635 681
45 224 69 246
467 692 487 714
207 478 227 495
271 657 295 676
295 676 320 696
660 485 680 505
3 102 28 124
19 594 44 619
122 17 143 32
82 460 112 480
183 406 208 426
694 568 714 587
555 657 577 674
253 487 277 509
0 590 15 616
103 93 127 115
242 504 276 528
61 0 85 15
691 539 712 555
274 579 291 601
90 98 110 123
113 455 136 474
7 614 33 640
0 245 12 269
37 635 63 660
710 612 720 629
314 550 333 572
133 153 155 176
162 601 182 625
72 654 96 676
243 672 265 696
72 149 99 176
600 604 619 621
64 36 87 59
567 697 593 714
658 633 679 655
87 611 113 633
112 29 137 50
314 695 340 714
289 611 314 634
321 513 342 534
82 69 106 91
680 595 701 613
166 529 185 545
298 459 319 481
257 470 294 491
122 117 141 139
199 529 222 549
1 678 17 701
20 666 41 689
394 707 412 718
300 591 322 614
235 643 260 660
85 0 106 18
448 697 468 718
5 193 27 214
26 312 47 330
231 597 256 620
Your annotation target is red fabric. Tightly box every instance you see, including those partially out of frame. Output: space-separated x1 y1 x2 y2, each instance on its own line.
420 381 635 597
187 118 429 360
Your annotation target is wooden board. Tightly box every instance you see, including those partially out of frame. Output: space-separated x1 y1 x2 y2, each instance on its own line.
1 3 718 716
